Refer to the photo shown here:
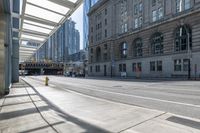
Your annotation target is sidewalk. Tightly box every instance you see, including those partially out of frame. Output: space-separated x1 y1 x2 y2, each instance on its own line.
0 79 200 133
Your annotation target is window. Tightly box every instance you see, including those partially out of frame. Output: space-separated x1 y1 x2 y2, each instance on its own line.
139 3 143 13
103 53 108 60
135 17 142 29
91 36 93 43
152 7 164 22
150 61 156 71
184 0 190 10
135 18 138 28
104 44 108 50
152 0 156 6
152 10 157 22
105 19 107 25
157 61 162 71
90 66 93 72
91 27 93 32
119 64 126 72
176 0 191 13
176 0 181 12
120 42 128 58
174 59 182 71
105 8 107 15
120 0 128 33
96 47 101 62
124 23 128 32
90 48 93 54
134 4 138 15
123 64 126 72
158 7 163 19
105 30 107 38
137 62 142 72
175 25 191 52
133 38 143 57
132 63 136 72
183 59 189 71
151 32 164 54
121 24 124 33
96 25 98 30
96 65 101 72
119 64 122 72
90 56 93 62
139 17 143 27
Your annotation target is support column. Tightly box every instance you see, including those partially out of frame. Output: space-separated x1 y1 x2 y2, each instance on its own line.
0 14 6 97
12 39 19 83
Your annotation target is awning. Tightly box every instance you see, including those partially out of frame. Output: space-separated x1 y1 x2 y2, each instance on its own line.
19 0 82 62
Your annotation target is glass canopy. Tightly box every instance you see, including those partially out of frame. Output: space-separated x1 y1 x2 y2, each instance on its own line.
19 0 82 62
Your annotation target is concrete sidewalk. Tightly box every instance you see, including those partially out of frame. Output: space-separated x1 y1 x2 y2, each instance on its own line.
0 79 200 133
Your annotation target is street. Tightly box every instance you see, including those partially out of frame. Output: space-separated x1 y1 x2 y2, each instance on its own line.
1 76 198 132
27 76 200 119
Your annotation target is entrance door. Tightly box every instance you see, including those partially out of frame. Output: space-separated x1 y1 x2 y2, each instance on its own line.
104 65 107 76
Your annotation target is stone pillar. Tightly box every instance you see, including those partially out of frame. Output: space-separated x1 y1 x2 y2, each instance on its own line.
12 39 19 83
0 14 6 97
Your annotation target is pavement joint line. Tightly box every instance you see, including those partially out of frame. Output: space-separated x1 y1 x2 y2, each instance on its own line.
0 100 43 108
24 77 149 109
24 77 166 114
117 112 167 133
24 77 200 131
21 79 59 133
0 96 6 113
22 78 113 133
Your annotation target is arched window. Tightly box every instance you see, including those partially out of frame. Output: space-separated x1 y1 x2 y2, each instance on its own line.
175 25 192 52
151 32 163 55
133 38 143 57
120 42 128 58
96 47 101 62
90 48 93 54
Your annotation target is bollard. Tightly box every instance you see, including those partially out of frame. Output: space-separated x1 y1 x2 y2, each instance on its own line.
45 76 49 86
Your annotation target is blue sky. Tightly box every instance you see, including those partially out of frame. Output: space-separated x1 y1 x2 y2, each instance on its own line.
71 4 83 50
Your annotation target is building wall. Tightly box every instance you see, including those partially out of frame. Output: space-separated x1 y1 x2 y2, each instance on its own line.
88 0 200 78
0 0 20 96
83 0 99 50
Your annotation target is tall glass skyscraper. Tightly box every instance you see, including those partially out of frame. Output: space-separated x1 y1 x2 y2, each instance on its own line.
83 0 98 50
35 19 80 63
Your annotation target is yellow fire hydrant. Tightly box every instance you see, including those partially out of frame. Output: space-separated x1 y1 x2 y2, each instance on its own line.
45 76 49 86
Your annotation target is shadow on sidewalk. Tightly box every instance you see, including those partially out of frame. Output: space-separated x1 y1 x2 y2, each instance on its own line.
21 79 111 133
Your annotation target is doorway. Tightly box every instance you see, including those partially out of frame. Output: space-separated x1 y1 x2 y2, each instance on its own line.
104 65 107 76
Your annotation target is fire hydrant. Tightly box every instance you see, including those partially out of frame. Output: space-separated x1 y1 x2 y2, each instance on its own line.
45 76 49 86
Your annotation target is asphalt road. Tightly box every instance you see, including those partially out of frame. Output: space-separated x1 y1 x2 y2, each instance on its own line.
27 76 200 120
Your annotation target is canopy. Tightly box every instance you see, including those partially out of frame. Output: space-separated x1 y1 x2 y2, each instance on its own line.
19 0 82 62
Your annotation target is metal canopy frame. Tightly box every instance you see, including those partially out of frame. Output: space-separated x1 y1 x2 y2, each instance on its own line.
19 0 83 62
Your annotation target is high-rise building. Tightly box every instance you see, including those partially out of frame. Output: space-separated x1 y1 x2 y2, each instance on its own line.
75 29 80 53
88 0 200 78
83 0 99 50
35 19 80 63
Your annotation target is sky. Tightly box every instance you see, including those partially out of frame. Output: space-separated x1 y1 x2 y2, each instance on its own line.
71 4 84 50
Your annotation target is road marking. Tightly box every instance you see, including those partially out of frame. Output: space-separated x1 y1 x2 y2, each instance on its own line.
28 77 200 109
53 81 200 109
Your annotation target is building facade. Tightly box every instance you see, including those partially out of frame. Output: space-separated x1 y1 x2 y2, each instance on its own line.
34 19 80 63
88 0 200 78
83 0 99 50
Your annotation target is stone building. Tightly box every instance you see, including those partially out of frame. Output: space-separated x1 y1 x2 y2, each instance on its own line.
88 0 200 78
